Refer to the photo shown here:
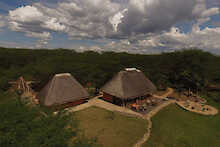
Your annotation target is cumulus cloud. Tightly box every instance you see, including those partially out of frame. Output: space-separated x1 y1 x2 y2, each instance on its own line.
207 0 220 8
97 25 220 54
6 0 220 52
0 15 6 28
118 0 196 36
197 6 219 24
201 7 219 17
8 5 63 46
8 0 219 39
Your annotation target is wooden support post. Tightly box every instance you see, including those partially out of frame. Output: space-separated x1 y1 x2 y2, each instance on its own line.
21 77 25 91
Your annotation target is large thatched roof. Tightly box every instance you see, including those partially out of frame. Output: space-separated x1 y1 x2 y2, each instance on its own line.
101 69 156 99
37 73 89 106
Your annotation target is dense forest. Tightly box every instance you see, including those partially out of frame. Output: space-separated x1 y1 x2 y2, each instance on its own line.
0 92 99 147
0 47 220 101
1 47 220 146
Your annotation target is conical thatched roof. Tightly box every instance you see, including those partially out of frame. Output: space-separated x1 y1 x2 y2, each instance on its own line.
101 69 156 99
37 73 89 106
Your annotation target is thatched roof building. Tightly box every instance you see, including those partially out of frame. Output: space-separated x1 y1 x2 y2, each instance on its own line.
37 73 89 106
101 68 156 100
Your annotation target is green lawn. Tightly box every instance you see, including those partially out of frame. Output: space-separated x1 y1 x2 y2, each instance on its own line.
74 107 147 147
144 104 220 147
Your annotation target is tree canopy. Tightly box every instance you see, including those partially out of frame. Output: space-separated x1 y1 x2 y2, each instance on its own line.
0 92 98 147
0 47 220 96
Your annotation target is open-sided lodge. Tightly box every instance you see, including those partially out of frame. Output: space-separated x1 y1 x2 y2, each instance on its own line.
37 73 89 107
100 68 157 106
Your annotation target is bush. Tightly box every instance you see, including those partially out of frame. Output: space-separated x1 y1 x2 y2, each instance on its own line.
0 94 97 147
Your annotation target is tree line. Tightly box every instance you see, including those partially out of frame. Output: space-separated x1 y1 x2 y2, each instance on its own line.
1 47 220 146
0 47 220 97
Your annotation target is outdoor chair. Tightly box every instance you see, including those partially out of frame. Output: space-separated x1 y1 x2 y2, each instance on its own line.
139 106 146 112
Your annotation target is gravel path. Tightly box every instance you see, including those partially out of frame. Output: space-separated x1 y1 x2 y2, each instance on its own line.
133 88 175 147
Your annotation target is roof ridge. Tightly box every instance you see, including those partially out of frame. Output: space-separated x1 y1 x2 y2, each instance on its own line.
55 73 71 77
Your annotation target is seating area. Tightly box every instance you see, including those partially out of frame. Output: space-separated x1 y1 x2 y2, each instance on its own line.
180 91 207 103
127 97 165 114
167 90 207 104
176 101 218 115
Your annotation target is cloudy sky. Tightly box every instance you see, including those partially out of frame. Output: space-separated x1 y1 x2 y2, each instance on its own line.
0 0 220 54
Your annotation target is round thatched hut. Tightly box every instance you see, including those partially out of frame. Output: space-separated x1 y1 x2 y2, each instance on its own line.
37 73 89 107
100 68 157 106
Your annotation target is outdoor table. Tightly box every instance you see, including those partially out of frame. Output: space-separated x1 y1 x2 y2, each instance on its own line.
131 103 139 110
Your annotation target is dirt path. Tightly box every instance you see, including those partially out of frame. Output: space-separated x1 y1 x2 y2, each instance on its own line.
153 88 174 99
65 88 218 147
90 98 144 118
133 100 175 147
66 88 175 147
133 88 175 147
66 95 102 113
66 95 143 118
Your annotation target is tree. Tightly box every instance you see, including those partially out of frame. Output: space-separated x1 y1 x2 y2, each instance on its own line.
0 94 97 147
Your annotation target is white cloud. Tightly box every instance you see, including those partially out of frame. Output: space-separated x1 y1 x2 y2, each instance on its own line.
127 26 220 53
5 0 220 53
8 5 64 43
9 6 43 23
9 0 219 39
207 0 220 8
0 15 6 28
201 7 219 17
196 7 219 24
25 32 50 39
109 9 127 32
81 25 220 54
42 18 66 31
0 22 5 28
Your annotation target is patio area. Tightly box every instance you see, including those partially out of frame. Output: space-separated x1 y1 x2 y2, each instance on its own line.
176 101 218 115
126 97 166 115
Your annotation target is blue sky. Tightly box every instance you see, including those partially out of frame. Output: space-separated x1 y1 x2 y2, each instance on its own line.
0 0 103 49
0 0 220 54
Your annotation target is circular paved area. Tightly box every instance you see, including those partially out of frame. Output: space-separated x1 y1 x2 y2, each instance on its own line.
176 101 218 116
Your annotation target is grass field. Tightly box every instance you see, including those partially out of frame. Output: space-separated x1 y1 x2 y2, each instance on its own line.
74 106 147 147
144 103 220 147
